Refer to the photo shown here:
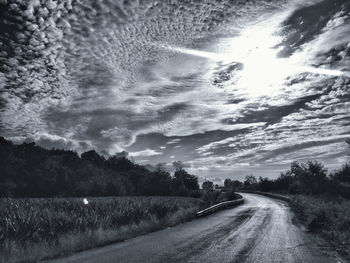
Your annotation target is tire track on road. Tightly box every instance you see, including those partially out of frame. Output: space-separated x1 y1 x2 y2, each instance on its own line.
160 208 257 263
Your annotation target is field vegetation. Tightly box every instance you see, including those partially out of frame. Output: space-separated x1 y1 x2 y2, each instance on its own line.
290 195 350 258
0 196 203 263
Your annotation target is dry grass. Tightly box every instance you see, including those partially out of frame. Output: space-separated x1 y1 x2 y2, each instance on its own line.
0 196 203 263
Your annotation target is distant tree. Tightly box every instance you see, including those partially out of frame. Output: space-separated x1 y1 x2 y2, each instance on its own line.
202 180 214 191
245 175 257 185
61 151 81 169
173 168 199 191
258 177 274 192
274 171 295 193
106 155 134 171
224 179 232 190
232 180 243 188
81 150 105 166
291 161 327 195
170 177 188 196
327 139 350 189
140 169 173 196
244 175 257 188
331 163 350 183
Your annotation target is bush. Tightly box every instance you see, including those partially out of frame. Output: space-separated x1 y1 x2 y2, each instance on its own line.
290 195 350 255
331 163 350 183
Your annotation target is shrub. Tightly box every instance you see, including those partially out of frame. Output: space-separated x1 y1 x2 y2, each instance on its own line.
290 195 350 255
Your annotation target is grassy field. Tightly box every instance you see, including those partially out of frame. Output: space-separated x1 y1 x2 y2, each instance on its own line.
290 195 350 259
0 196 204 263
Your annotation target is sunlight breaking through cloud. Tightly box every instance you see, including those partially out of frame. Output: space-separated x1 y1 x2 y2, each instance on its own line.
161 33 346 98
1 0 349 180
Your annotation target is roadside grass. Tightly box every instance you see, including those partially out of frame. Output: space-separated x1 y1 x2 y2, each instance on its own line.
0 196 203 263
290 195 350 258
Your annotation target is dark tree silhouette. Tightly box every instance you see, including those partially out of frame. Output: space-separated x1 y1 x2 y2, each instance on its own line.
0 137 199 198
81 150 105 166
244 153 350 199
202 180 214 191
173 168 199 191
224 179 232 190
244 175 258 188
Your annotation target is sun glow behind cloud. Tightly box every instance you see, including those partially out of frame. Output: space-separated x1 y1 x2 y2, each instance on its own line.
146 2 350 181
160 18 346 99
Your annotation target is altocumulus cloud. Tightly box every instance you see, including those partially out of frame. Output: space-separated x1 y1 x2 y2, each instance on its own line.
0 0 349 180
0 0 283 149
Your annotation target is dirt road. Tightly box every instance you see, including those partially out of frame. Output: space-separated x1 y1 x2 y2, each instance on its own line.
47 193 340 263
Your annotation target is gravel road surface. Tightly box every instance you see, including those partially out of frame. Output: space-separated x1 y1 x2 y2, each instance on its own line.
47 193 341 263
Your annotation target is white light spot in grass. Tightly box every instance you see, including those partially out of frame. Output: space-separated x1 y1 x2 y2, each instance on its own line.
83 198 89 205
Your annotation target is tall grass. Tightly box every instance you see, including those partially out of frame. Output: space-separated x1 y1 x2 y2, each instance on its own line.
0 196 203 263
290 195 350 257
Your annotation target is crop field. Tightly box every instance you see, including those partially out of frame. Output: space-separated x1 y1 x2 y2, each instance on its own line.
0 196 203 263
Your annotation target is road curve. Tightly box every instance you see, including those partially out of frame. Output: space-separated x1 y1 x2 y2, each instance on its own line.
47 193 340 263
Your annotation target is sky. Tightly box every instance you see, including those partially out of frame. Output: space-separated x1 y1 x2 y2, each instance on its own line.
0 0 349 183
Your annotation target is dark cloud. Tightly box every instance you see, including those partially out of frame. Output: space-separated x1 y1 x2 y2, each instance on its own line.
221 94 323 126
257 137 350 162
276 0 350 57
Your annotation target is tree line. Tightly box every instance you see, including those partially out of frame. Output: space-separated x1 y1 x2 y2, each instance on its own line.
0 137 200 198
2 135 348 199
239 140 350 199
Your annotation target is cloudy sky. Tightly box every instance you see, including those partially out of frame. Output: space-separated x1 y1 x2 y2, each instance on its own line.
1 0 349 183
